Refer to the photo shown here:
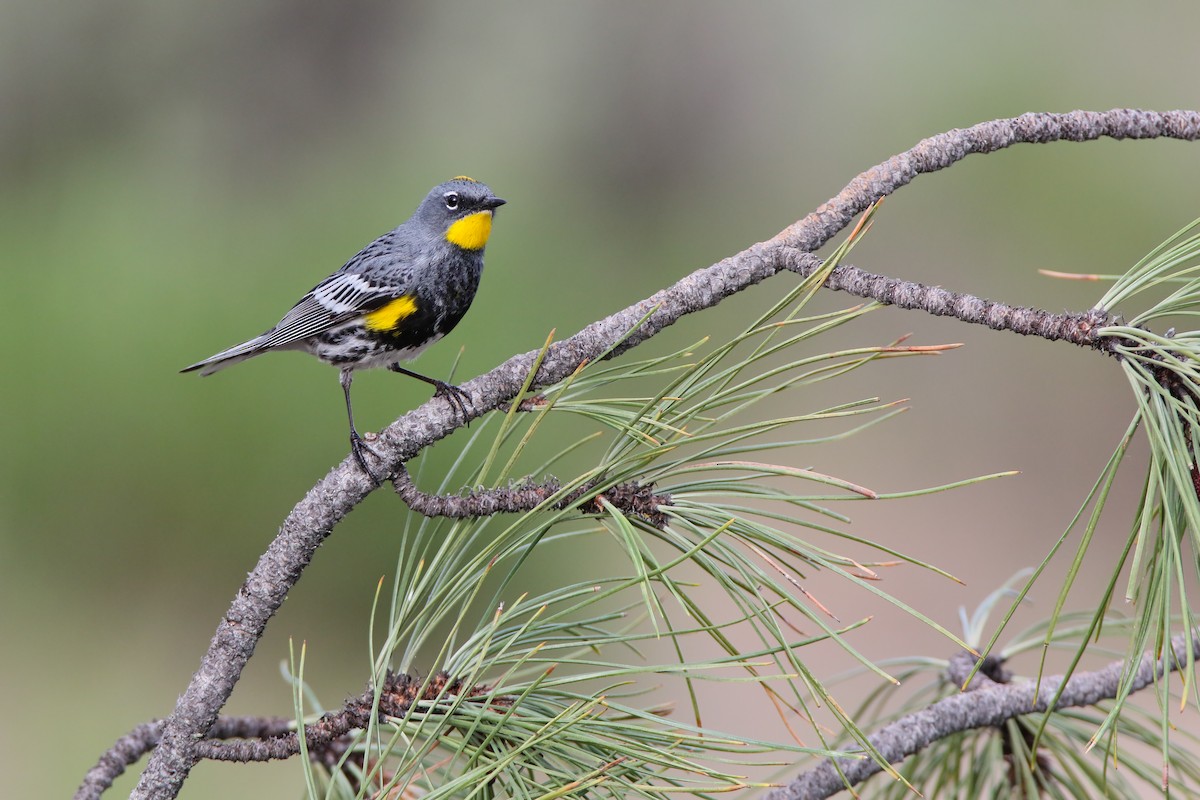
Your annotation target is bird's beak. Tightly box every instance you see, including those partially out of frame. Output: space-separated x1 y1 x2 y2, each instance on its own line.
484 196 507 210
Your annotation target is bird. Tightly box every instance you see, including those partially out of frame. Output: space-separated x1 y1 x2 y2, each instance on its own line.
182 176 505 477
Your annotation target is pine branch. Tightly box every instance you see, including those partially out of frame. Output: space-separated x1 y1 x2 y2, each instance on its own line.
75 673 485 799
791 252 1115 349
767 629 1200 800
116 109 1200 800
193 672 486 764
75 717 292 799
390 463 671 527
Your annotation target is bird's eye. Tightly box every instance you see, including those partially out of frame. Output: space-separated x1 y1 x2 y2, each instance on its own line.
443 192 460 211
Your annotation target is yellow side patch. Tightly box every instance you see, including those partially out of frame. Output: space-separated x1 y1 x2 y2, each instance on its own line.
445 211 493 251
363 295 419 332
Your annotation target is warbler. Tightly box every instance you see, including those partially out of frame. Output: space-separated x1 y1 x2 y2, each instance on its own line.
182 177 505 474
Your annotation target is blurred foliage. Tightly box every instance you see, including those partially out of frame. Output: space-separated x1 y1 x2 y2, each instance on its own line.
4 2 1200 798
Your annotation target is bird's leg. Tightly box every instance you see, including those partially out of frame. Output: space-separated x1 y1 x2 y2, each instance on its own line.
341 369 382 482
388 364 474 424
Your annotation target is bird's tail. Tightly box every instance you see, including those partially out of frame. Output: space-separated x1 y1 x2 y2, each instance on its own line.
180 334 273 376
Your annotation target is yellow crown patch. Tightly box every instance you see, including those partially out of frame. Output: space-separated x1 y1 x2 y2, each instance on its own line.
451 175 478 183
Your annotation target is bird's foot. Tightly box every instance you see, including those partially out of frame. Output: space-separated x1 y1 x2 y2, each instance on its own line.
350 430 386 485
432 380 474 425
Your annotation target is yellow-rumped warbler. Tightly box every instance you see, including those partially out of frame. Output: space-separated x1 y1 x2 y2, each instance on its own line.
182 177 505 474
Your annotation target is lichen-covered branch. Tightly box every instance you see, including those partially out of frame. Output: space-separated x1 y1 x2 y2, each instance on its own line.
791 252 1115 350
118 109 1200 800
767 630 1200 800
194 672 483 763
75 673 482 799
390 464 671 527
75 717 292 799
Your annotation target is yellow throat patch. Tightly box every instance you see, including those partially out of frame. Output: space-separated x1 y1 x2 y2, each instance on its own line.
445 211 493 251
363 295 418 332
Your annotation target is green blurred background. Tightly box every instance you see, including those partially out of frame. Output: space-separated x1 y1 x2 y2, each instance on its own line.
4 2 1199 797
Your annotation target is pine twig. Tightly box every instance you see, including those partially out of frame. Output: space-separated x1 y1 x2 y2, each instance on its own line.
119 109 1200 800
75 673 487 800
193 672 485 763
791 252 1114 350
75 717 292 799
390 464 671 527
767 629 1200 800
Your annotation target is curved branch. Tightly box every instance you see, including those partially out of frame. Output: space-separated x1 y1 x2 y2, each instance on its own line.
791 252 1114 350
193 671 483 763
121 109 1200 800
390 464 671 527
767 630 1200 800
75 717 293 800
76 673 484 798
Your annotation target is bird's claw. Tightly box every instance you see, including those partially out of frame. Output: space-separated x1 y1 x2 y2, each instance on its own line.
350 430 385 485
433 380 474 425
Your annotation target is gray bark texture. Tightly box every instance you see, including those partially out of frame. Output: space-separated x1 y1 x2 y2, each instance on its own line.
104 109 1200 800
767 631 1200 800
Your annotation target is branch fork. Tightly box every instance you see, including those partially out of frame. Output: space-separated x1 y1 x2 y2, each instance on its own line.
72 109 1200 800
